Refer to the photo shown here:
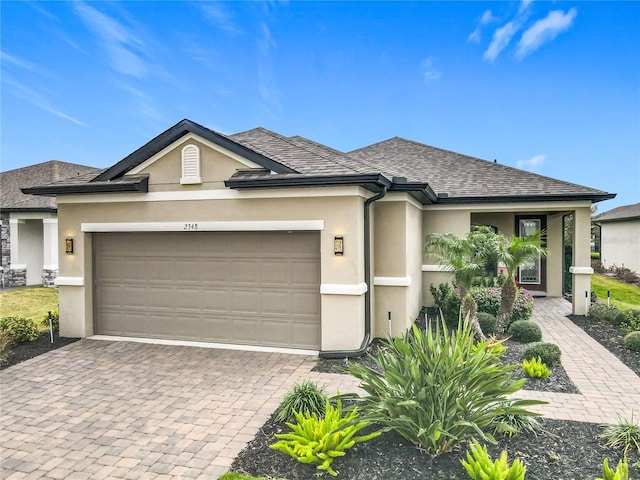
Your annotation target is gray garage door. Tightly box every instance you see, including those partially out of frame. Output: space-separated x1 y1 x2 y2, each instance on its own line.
94 231 321 349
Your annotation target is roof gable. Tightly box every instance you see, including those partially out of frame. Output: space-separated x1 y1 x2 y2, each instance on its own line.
94 119 297 182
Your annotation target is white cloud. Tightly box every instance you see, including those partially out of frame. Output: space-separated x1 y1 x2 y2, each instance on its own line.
0 50 59 80
420 57 442 82
73 1 148 78
3 78 86 126
197 3 242 35
517 154 546 171
468 28 482 44
481 9 497 24
518 0 533 16
516 8 577 59
483 21 520 62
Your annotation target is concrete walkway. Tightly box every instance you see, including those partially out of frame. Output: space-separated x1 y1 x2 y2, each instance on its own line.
515 297 640 423
1 297 638 479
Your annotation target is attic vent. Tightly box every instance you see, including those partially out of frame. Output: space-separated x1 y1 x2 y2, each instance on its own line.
180 144 202 184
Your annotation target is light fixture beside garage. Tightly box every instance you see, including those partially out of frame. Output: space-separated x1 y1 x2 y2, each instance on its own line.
334 236 344 256
65 237 74 255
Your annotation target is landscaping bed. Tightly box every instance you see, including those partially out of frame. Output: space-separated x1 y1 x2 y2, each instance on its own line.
568 314 640 377
232 412 638 480
0 332 79 370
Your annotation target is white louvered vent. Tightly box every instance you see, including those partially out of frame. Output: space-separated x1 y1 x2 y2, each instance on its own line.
180 144 202 184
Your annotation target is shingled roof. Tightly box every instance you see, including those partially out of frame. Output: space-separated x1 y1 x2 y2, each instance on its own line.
593 202 640 223
348 137 613 202
1 161 100 211
23 119 615 204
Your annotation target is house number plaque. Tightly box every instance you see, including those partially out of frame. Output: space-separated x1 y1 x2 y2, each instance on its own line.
184 223 199 231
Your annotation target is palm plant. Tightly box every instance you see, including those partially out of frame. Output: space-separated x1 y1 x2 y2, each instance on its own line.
494 230 547 335
425 227 498 340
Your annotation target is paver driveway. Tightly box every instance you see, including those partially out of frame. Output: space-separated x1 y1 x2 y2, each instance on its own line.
0 339 346 479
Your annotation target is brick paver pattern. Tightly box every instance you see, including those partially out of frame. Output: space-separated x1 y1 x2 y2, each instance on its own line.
1 297 638 479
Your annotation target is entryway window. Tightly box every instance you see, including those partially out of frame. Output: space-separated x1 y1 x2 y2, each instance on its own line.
180 144 202 184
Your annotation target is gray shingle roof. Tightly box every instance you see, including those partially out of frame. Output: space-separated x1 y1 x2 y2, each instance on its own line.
593 202 640 222
1 161 100 210
348 137 611 200
229 128 372 175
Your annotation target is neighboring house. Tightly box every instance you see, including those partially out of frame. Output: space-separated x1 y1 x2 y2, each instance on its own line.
1 161 100 287
25 119 614 355
593 202 640 274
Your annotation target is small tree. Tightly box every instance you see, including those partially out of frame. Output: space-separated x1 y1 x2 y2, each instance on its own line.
494 230 547 335
425 227 498 340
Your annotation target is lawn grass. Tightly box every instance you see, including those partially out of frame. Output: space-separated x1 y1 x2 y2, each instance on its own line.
591 274 640 311
0 287 59 326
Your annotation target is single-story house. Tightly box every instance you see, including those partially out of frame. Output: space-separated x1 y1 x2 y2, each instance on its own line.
24 119 615 355
1 160 99 287
593 202 640 274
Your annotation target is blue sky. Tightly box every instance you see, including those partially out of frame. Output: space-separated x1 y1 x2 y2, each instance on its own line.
1 1 638 211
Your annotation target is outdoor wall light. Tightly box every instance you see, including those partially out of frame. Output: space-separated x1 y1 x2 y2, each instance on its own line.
65 238 74 255
334 236 344 256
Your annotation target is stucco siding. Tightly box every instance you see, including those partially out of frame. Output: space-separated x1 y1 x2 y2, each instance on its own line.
600 219 640 273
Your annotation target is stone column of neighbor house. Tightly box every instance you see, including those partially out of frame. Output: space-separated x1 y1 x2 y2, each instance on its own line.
42 219 58 287
570 206 593 315
8 218 27 287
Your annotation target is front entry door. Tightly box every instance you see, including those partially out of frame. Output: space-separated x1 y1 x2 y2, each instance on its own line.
515 215 547 294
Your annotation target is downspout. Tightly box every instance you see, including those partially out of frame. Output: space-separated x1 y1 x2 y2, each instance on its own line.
320 185 388 358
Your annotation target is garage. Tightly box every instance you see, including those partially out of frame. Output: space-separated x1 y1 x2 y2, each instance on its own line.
93 231 321 349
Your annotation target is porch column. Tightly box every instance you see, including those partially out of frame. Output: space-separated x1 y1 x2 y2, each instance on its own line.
42 218 58 286
570 206 593 315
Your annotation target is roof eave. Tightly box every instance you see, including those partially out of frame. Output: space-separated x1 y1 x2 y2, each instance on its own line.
21 176 149 196
225 173 392 193
0 207 57 213
94 119 296 182
436 193 617 205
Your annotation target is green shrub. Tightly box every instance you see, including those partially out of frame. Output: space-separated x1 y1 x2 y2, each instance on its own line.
522 357 551 379
596 457 629 480
0 316 40 344
40 311 59 332
523 342 561 367
429 283 461 327
348 318 543 455
599 416 640 455
0 331 10 365
623 332 640 352
461 442 526 480
591 251 601 260
270 399 380 477
477 312 497 336
508 320 542 343
590 304 625 325
620 310 640 334
276 380 328 422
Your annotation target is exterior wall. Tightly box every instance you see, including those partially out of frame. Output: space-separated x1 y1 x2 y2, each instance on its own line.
371 197 423 338
57 191 368 351
471 212 514 235
600 219 640 273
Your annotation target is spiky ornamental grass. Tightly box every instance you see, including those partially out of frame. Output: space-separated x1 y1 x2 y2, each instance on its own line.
348 317 544 455
599 416 640 455
275 380 328 423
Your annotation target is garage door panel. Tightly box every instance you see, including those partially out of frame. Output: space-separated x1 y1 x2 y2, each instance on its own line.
94 231 321 349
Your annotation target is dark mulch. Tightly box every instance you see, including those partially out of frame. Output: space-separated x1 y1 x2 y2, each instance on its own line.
0 332 79 370
232 412 639 480
568 314 640 377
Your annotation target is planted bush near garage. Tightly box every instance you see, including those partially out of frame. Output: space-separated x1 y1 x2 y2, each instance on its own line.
348 318 542 455
0 316 39 344
589 304 625 326
523 342 562 367
623 331 640 353
508 320 542 343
